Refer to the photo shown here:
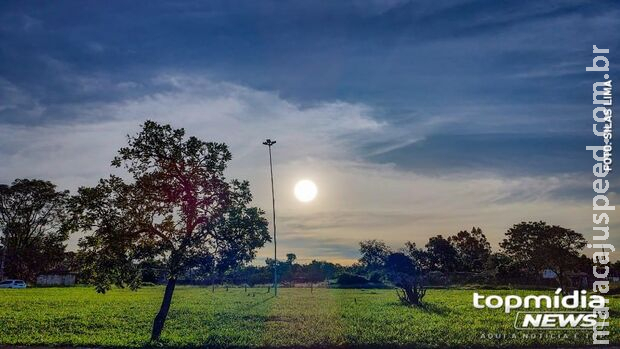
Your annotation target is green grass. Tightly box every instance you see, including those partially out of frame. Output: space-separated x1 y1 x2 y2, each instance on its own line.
0 286 617 348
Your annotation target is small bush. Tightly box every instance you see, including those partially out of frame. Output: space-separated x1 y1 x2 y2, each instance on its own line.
368 271 384 283
336 273 368 285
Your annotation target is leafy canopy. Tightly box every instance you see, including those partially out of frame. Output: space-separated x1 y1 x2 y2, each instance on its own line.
74 121 270 292
0 179 73 281
500 221 586 285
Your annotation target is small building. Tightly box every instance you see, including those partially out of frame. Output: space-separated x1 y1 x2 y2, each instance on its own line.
36 272 77 286
542 269 557 279
541 270 590 289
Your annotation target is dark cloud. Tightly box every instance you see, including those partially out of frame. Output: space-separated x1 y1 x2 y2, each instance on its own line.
1 0 618 122
371 133 595 174
1 0 616 186
0 1 618 261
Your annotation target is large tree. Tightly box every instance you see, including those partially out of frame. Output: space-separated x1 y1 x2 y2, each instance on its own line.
448 227 491 272
0 179 73 281
500 221 586 290
359 239 391 272
425 235 459 273
73 121 270 341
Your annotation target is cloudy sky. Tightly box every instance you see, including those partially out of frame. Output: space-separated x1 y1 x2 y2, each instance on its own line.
0 1 618 263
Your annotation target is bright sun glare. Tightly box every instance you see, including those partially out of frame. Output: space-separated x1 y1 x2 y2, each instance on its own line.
294 180 317 203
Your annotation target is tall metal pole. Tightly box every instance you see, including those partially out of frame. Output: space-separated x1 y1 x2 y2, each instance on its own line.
263 139 278 296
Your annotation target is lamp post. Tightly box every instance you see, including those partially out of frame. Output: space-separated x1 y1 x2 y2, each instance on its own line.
263 139 278 296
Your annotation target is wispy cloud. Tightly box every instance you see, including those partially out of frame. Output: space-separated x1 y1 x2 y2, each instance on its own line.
1 1 618 262
1 74 615 262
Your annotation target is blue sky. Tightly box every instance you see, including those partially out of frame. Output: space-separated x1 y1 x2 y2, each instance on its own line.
0 0 618 263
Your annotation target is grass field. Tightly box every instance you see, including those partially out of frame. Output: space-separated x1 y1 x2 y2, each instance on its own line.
0 286 617 348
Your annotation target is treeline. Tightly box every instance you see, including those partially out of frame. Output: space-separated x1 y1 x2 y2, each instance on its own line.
1 179 619 290
148 254 346 286
151 225 617 292
0 178 340 285
354 224 614 291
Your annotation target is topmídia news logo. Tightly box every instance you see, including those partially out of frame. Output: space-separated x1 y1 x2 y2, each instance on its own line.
473 289 607 330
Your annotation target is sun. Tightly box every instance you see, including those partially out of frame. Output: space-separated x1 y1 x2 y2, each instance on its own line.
294 180 318 203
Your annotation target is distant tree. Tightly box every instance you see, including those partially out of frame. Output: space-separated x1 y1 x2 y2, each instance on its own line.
359 239 391 272
72 121 270 341
286 253 297 264
302 260 341 282
483 252 519 282
367 270 385 283
265 257 282 280
448 227 491 272
425 235 459 273
269 253 298 282
385 252 426 306
611 260 620 275
241 265 271 286
138 258 166 284
500 221 586 291
404 241 431 271
0 179 73 281
336 272 369 286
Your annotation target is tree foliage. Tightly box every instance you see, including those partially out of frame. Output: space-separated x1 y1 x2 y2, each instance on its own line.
448 227 491 272
359 240 427 306
359 239 391 271
425 235 459 273
0 179 73 281
500 221 586 290
385 252 426 306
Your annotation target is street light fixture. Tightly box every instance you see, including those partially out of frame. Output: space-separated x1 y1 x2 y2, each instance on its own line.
263 139 278 296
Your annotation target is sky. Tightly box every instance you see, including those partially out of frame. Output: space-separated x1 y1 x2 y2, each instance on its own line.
0 0 618 263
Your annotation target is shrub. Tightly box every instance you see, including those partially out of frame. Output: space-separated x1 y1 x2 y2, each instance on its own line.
385 253 426 306
368 271 384 283
336 273 369 285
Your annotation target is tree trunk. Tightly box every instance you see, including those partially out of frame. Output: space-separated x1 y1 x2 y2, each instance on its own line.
151 277 176 341
556 271 569 295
